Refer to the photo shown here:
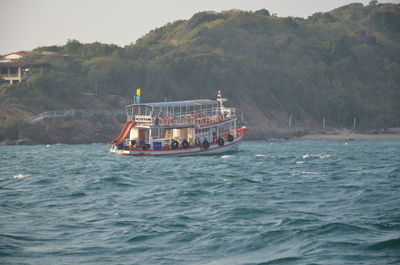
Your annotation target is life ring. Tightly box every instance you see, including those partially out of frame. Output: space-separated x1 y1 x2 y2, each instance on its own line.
195 137 201 146
142 144 151 150
171 140 179 149
227 134 234 142
182 139 189 149
202 140 210 149
217 137 224 146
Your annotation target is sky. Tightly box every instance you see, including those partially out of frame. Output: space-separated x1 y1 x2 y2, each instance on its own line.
1 0 399 55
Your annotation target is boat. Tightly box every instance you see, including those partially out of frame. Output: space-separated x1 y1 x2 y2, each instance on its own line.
108 91 247 156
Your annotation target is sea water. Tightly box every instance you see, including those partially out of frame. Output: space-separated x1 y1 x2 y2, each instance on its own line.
1 141 399 265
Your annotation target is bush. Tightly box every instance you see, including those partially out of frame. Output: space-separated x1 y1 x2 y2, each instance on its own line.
0 117 29 141
18 123 48 142
293 130 309 137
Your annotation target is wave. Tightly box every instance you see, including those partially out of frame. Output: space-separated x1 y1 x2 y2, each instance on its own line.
223 177 235 182
127 234 153 243
304 222 370 236
69 191 87 198
240 178 259 183
12 174 30 179
230 207 266 217
254 256 301 265
368 237 400 250
302 154 331 159
202 256 300 265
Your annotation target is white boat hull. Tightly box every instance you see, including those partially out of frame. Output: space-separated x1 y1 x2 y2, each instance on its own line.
111 134 243 156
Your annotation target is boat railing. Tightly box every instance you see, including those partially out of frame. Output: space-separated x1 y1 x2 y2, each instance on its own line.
128 107 236 127
126 105 235 120
217 107 235 118
133 115 153 126
142 114 233 127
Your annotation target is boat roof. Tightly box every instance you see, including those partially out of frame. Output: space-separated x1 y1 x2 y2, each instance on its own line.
127 99 217 108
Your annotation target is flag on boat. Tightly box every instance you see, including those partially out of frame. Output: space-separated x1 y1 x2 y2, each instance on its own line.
135 88 141 103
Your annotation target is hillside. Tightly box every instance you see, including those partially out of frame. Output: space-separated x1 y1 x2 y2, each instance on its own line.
1 2 400 144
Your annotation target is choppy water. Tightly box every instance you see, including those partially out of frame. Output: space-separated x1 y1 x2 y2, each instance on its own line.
1 140 400 265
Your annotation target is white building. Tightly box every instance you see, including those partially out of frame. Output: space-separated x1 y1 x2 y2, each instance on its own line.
0 51 50 84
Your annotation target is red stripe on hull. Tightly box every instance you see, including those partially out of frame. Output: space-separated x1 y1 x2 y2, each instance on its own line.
117 138 242 156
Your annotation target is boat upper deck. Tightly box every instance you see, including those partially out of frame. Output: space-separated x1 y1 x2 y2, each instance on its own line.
126 99 217 116
125 99 235 128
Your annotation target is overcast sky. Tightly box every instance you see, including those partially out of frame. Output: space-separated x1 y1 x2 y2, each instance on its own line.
1 0 399 55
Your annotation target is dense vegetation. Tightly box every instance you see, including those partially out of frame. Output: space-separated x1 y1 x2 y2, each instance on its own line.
1 1 399 141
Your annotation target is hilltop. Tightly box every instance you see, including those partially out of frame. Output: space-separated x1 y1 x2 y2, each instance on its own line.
1 1 400 144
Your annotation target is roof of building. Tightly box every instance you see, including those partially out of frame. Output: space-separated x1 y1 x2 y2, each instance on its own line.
1 51 36 57
0 62 50 68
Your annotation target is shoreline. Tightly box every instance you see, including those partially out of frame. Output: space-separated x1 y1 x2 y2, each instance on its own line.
2 133 400 146
291 133 400 141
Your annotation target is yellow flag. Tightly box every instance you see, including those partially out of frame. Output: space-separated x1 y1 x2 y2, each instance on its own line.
136 88 141 96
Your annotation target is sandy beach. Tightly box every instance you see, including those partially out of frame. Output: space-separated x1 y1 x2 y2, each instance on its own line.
292 133 400 141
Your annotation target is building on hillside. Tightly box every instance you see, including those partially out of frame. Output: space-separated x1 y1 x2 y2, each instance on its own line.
0 51 51 84
0 62 50 84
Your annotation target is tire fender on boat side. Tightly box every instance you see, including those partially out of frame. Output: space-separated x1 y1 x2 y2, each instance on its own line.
217 137 224 146
182 139 189 149
171 140 179 149
143 144 151 150
227 134 234 142
202 140 210 149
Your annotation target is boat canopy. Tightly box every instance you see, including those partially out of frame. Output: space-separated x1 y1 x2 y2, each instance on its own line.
126 99 219 118
145 99 216 108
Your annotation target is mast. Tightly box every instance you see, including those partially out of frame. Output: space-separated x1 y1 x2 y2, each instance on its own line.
217 90 227 114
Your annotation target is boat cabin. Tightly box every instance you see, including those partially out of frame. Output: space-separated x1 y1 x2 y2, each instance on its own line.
123 99 237 150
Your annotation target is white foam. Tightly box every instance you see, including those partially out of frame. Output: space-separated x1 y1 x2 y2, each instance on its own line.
255 154 266 157
223 178 235 182
296 161 305 164
221 155 232 159
302 171 319 174
12 174 30 179
302 154 331 159
319 155 331 159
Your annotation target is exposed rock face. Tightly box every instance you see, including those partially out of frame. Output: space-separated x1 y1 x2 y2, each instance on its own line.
15 138 34 145
0 139 14 146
